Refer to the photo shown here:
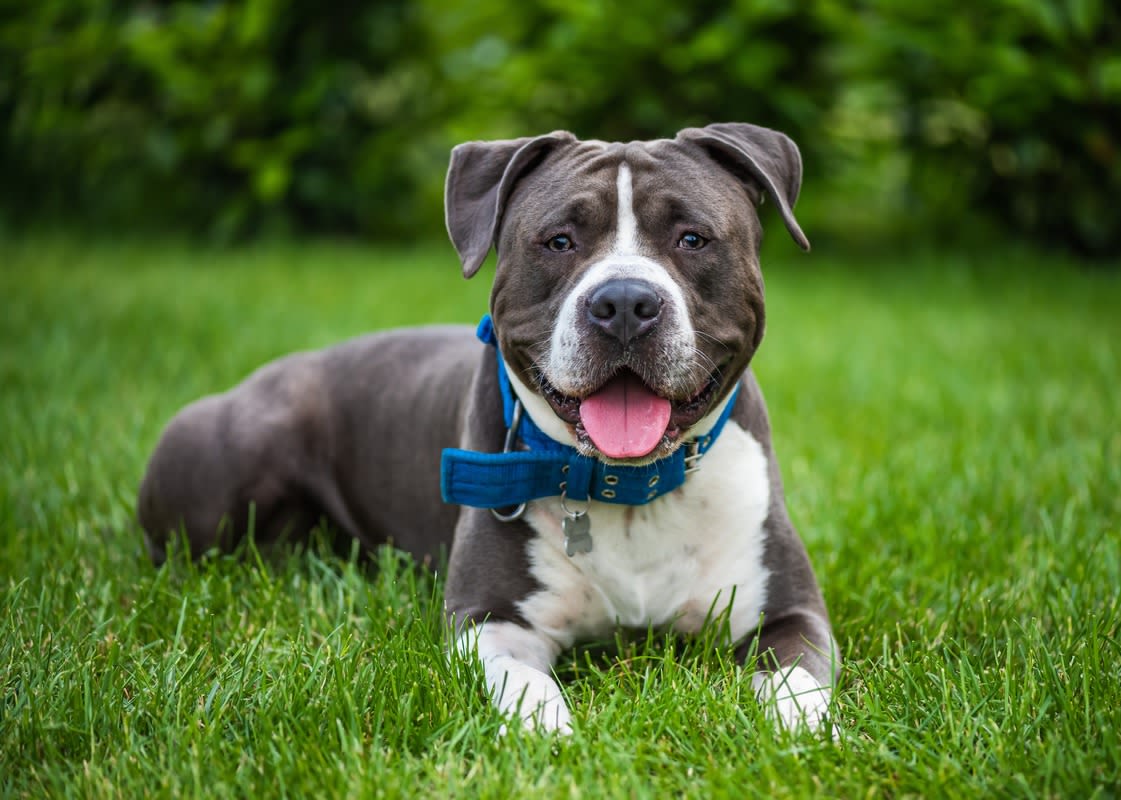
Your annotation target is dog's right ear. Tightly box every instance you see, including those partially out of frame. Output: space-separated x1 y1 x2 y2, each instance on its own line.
445 131 576 278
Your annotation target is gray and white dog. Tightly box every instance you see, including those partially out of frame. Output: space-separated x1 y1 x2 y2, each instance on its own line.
139 122 838 734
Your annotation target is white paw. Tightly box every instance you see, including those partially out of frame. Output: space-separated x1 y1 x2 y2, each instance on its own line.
458 621 573 736
489 655 573 735
752 666 834 735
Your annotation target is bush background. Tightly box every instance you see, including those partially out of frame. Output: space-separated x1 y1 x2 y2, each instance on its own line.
3 0 1119 254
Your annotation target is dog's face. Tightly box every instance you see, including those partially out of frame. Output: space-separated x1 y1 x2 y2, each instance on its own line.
445 124 809 464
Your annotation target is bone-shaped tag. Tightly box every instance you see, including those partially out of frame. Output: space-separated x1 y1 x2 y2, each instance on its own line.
563 513 593 557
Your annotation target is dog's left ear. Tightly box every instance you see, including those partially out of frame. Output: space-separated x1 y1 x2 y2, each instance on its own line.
445 131 577 278
678 123 811 251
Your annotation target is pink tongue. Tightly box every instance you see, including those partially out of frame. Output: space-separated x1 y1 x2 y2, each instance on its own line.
579 372 672 459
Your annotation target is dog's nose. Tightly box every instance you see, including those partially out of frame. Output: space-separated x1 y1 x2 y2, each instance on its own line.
586 279 663 344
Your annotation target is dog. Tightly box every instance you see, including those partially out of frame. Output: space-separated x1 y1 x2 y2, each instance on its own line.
139 122 838 734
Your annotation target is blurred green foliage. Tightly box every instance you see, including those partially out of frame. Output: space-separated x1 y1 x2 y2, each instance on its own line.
1 0 1118 254
838 0 1121 255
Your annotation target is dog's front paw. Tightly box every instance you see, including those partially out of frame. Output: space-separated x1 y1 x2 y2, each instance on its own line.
491 657 573 736
461 621 573 736
497 702 573 737
752 666 834 736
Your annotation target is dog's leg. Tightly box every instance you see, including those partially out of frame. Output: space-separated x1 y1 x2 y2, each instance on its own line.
463 622 571 734
724 387 839 734
138 355 356 563
457 621 571 734
740 608 838 734
139 394 264 562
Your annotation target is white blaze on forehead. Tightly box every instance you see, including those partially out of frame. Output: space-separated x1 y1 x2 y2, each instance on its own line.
614 162 639 254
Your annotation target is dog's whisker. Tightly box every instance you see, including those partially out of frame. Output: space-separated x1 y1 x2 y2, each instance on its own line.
686 345 720 375
693 329 731 354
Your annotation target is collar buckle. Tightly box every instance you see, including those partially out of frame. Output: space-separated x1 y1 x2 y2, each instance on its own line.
683 440 704 475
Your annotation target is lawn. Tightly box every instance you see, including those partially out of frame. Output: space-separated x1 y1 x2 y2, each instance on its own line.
2 234 1119 798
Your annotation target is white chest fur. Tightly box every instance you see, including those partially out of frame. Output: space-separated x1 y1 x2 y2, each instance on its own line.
517 421 772 649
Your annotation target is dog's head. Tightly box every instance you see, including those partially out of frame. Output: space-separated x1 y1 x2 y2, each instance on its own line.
445 123 809 465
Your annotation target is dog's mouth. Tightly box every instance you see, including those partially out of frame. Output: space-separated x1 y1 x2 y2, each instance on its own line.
538 368 723 461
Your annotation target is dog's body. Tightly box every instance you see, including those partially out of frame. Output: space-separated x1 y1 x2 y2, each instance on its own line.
140 123 838 733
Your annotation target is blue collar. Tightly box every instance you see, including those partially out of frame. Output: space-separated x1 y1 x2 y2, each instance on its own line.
440 316 738 510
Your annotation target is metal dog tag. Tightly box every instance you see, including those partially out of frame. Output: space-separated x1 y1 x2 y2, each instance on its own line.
563 513 593 557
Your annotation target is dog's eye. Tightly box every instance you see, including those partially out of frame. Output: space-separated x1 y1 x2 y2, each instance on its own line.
677 232 707 250
545 234 574 252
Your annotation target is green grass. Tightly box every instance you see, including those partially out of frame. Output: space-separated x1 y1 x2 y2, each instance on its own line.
2 234 1119 798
